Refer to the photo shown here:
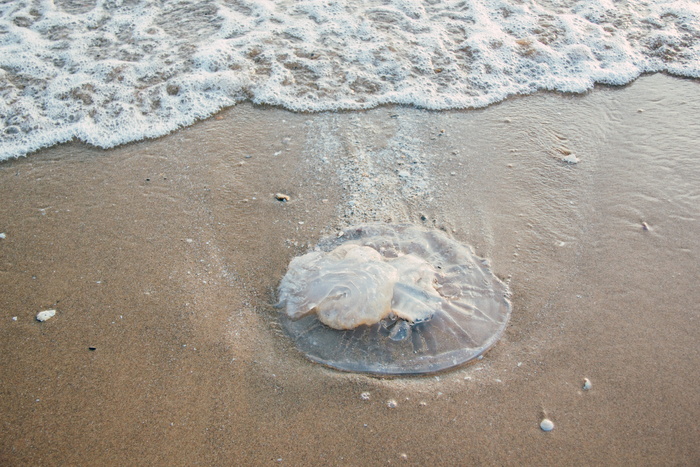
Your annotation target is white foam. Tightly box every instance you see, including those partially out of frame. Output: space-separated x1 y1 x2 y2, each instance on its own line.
1 0 699 160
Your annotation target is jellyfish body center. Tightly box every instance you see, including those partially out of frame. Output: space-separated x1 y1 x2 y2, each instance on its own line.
279 244 442 330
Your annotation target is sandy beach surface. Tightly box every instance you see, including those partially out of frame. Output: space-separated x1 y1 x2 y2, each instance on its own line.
1 74 699 465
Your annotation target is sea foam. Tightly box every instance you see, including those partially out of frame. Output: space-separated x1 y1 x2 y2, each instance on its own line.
1 0 699 160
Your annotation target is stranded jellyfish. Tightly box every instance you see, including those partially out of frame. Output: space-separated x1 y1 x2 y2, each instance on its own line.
277 224 511 375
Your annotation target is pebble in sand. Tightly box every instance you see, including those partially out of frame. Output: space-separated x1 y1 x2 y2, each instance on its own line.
36 309 56 322
540 419 555 432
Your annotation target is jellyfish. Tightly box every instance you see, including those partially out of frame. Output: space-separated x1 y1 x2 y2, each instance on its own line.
277 224 512 375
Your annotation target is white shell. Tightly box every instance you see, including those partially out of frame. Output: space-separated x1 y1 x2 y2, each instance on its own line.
583 378 592 390
36 309 56 322
540 418 555 432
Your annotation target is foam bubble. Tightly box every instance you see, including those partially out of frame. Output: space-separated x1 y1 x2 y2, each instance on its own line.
1 0 699 160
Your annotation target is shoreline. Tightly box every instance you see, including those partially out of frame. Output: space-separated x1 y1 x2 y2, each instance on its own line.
4 70 697 165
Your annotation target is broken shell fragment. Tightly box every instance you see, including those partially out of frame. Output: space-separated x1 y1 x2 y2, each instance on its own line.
36 309 56 322
583 378 592 390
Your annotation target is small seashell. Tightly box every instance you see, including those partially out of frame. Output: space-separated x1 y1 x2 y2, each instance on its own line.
36 309 56 322
360 392 370 401
540 418 554 432
583 378 592 390
387 399 397 409
561 154 579 164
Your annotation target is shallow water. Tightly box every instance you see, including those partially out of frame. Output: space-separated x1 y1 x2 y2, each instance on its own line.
2 0 699 159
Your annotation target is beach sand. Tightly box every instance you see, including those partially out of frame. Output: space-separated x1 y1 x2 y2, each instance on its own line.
1 74 698 465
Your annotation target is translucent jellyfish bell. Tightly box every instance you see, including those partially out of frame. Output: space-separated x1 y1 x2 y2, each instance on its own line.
277 224 512 375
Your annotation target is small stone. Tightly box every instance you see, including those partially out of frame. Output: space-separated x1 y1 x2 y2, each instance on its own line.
641 221 650 231
540 418 554 432
12 316 17 321
36 309 56 322
583 378 592 390
275 193 290 202
398 170 410 178
562 154 579 164
0 232 6 239
360 392 370 401
387 399 397 409
450 171 456 176
89 346 97 351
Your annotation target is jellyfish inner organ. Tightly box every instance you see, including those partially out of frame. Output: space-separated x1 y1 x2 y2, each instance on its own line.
279 243 442 330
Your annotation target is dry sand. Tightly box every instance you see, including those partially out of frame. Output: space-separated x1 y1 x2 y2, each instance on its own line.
1 74 699 465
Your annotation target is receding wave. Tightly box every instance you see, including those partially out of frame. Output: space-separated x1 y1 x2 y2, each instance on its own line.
1 0 699 160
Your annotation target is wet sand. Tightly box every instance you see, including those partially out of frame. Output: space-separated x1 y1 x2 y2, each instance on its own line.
1 74 699 465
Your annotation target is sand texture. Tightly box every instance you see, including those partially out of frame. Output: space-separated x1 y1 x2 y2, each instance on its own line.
1 74 699 465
